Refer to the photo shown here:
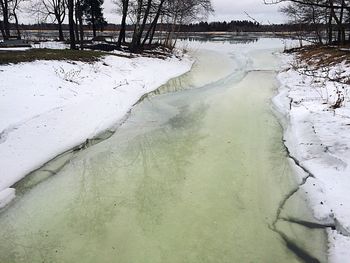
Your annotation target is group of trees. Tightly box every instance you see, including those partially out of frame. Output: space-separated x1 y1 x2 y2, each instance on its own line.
115 0 213 52
0 0 107 44
1 0 213 52
267 0 350 44
0 0 22 40
33 0 107 47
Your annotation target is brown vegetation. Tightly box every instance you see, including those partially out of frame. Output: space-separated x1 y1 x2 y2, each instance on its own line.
287 45 350 68
0 48 105 64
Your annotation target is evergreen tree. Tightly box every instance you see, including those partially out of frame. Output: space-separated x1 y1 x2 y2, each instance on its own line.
81 0 106 38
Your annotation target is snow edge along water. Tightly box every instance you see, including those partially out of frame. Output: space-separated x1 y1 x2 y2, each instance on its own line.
0 51 194 209
272 53 350 263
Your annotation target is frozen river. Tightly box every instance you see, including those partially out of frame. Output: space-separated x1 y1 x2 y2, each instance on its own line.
0 37 328 262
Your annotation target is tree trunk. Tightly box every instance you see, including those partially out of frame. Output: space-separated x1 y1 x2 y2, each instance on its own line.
79 20 84 50
148 22 157 44
91 12 96 38
117 0 129 47
68 0 76 49
10 0 20 39
142 0 165 46
164 22 171 47
142 21 155 46
329 0 343 45
130 0 143 53
13 12 20 39
311 5 322 44
53 0 66 41
76 0 84 50
338 0 345 44
327 10 333 44
0 20 5 39
0 0 10 40
165 15 178 48
136 0 152 45
74 9 80 42
58 20 64 41
154 14 164 44
171 23 182 49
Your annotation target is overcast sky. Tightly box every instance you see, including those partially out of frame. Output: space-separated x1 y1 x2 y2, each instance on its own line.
102 0 286 25
21 0 286 24
209 0 285 23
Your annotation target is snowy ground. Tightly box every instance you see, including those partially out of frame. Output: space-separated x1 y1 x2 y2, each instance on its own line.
273 51 350 263
0 50 193 209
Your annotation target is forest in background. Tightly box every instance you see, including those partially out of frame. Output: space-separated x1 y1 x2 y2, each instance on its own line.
1 0 350 53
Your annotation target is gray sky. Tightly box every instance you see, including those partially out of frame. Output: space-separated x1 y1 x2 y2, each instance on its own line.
102 0 286 25
21 0 286 24
209 0 285 23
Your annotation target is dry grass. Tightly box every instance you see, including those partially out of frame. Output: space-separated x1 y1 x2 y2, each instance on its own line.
286 45 350 86
286 45 350 68
0 49 106 65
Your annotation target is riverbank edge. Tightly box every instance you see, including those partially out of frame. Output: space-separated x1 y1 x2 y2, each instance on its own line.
0 52 194 210
272 53 350 263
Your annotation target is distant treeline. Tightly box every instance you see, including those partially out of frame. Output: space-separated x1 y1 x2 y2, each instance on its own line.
9 23 121 32
178 21 328 33
180 21 260 32
8 20 327 34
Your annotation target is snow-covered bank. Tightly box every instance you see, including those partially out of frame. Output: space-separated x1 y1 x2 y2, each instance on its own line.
273 52 350 262
0 52 193 208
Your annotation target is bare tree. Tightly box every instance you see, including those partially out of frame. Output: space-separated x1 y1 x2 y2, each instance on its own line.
280 0 326 44
163 0 213 48
142 0 166 45
116 0 129 47
45 0 66 40
9 0 21 39
0 0 11 39
128 0 143 52
266 0 350 45
0 0 24 40
114 0 213 52
0 19 5 39
28 0 66 41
